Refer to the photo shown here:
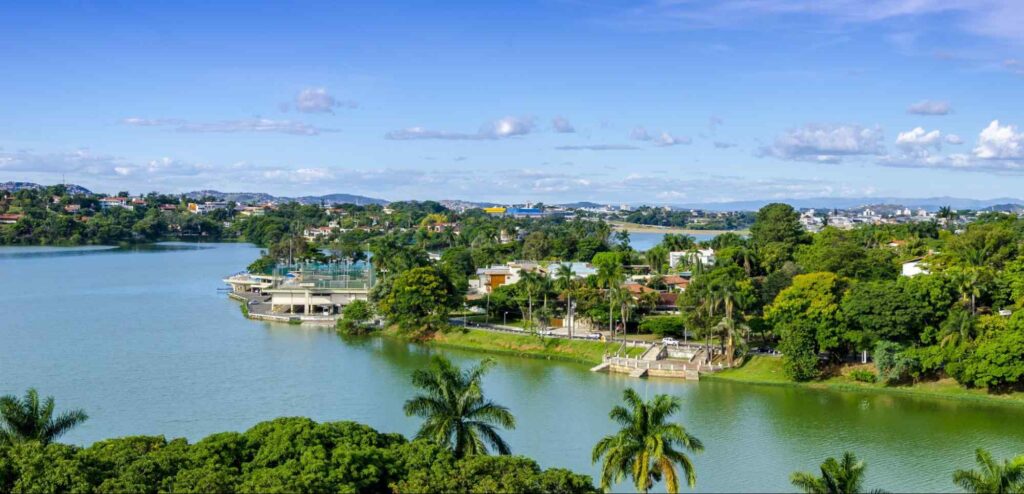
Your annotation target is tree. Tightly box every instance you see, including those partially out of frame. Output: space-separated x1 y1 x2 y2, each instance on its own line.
403 357 516 459
841 280 926 348
0 388 88 445
338 300 374 335
377 266 459 335
592 389 703 494
952 448 1024 494
750 203 806 270
777 320 822 381
766 272 848 357
790 452 874 494
555 263 577 338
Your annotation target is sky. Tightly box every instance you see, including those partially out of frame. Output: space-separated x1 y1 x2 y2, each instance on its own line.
3 0 1024 204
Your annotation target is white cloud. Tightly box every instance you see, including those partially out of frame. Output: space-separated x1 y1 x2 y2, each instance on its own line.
896 127 942 148
385 116 535 141
555 144 639 151
654 132 692 146
482 116 535 138
123 117 332 136
713 141 737 149
758 124 885 163
907 100 952 115
945 134 964 145
292 87 356 114
552 116 575 133
974 120 1024 159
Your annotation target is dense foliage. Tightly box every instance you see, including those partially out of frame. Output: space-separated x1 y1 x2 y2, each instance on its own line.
0 417 596 494
0 186 227 245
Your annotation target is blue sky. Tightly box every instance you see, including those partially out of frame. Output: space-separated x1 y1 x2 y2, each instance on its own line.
3 0 1024 204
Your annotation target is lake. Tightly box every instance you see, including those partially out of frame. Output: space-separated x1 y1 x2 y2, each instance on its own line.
1 243 1021 492
627 231 720 251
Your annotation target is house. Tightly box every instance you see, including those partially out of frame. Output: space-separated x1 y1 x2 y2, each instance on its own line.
131 198 147 206
543 262 597 280
100 197 130 209
669 249 715 269
0 213 24 224
661 274 690 292
303 226 335 241
188 201 229 214
473 261 542 294
64 204 81 213
159 204 178 212
901 258 929 277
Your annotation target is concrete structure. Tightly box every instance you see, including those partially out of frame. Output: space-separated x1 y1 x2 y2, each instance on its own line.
669 248 715 269
474 261 543 294
100 197 131 209
225 262 373 317
188 201 229 214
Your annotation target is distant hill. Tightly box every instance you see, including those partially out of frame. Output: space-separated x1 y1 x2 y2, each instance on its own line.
0 181 93 195
673 196 1024 212
184 190 388 206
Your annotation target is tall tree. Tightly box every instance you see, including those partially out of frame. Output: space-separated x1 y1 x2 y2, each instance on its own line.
790 452 874 494
403 357 516 459
0 388 88 445
555 263 577 338
592 389 703 494
952 448 1024 494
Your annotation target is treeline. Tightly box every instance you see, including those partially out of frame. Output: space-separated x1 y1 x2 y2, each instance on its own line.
622 206 756 230
680 204 1024 393
0 186 229 245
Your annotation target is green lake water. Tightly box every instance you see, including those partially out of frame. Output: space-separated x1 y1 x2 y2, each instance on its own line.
1 242 1021 492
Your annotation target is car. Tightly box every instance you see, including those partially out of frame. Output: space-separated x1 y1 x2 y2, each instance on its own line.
585 332 602 340
538 329 556 336
661 337 680 346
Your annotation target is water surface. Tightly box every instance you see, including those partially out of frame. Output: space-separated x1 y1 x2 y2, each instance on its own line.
1 243 1021 492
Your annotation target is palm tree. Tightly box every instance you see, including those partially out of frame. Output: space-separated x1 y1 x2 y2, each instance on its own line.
0 388 88 445
592 389 703 494
403 357 516 458
554 263 577 338
952 448 1024 494
790 452 873 494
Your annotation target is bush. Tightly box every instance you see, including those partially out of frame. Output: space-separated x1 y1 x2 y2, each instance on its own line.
848 369 877 383
338 300 375 335
638 316 686 337
873 341 920 384
778 320 820 381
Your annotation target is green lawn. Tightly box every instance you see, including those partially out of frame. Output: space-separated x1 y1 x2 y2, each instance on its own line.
427 327 646 365
707 356 1024 406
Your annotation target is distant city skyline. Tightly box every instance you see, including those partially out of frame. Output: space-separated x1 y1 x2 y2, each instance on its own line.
3 1 1024 203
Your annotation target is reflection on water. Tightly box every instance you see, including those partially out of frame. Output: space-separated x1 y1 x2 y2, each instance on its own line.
0 242 212 259
0 242 1021 493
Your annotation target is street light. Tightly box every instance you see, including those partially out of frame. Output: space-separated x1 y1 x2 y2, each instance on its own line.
503 311 508 326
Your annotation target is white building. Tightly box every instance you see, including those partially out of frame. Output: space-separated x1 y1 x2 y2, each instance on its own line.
901 258 930 277
669 249 715 269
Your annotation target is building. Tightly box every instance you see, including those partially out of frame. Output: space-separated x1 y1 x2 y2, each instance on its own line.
661 274 690 292
472 261 543 294
188 201 229 214
0 213 24 224
100 197 131 209
225 262 374 316
901 258 929 277
669 249 715 269
303 226 335 241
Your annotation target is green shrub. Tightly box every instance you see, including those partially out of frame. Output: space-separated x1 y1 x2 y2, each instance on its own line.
638 316 686 337
849 369 877 383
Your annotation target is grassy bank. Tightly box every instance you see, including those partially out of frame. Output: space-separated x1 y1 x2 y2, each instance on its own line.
422 327 646 365
706 356 1024 406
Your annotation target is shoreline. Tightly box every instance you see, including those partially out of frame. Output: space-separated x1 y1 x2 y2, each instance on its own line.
231 294 1024 408
607 221 748 236
706 356 1024 407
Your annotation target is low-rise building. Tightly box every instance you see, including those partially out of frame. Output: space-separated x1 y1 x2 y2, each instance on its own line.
188 201 229 214
901 258 930 277
669 249 715 269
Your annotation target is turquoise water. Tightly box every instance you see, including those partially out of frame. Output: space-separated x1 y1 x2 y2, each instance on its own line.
1 243 1022 492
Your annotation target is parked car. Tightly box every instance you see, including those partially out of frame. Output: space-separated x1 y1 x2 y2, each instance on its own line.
661 337 680 346
585 332 602 340
538 329 556 336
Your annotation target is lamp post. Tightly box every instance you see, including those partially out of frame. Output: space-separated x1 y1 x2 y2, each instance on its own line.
503 311 508 326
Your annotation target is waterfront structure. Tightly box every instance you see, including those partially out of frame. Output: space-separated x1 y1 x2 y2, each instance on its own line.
225 261 374 320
